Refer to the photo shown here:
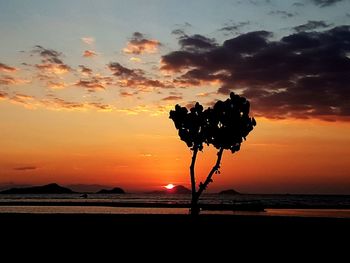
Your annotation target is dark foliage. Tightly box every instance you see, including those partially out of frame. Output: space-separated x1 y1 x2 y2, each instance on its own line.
169 92 256 153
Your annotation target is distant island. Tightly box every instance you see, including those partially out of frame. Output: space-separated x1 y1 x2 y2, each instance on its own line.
149 185 191 194
0 183 126 195
97 187 125 194
218 189 241 195
0 183 75 194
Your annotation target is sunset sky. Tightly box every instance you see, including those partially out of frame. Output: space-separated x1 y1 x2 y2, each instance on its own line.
1 0 350 194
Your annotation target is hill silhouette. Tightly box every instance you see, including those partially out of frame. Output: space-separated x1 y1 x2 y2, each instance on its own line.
96 187 125 194
218 189 241 195
149 185 191 194
0 183 75 194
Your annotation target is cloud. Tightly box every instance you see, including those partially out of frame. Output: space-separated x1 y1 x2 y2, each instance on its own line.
311 0 344 7
161 26 350 121
123 32 161 55
130 57 142 63
293 20 332 32
83 50 97 57
0 91 8 99
13 166 37 171
33 45 71 74
78 65 93 75
0 62 17 73
81 37 95 45
219 21 250 34
108 62 142 78
47 81 66 89
292 2 305 7
108 62 171 91
268 10 296 18
41 97 113 111
161 95 183 101
178 34 217 51
120 91 135 97
35 63 70 74
9 93 38 109
0 76 28 85
75 78 106 91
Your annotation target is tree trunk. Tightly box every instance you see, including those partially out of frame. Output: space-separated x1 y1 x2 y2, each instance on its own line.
189 147 199 216
195 147 224 204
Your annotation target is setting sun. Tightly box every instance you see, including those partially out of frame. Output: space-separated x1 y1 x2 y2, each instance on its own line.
165 184 175 190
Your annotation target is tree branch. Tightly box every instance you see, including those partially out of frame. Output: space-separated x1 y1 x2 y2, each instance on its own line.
196 147 224 199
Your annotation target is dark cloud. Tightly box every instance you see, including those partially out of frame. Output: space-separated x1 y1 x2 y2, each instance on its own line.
268 10 296 18
123 32 161 55
33 45 71 74
75 79 105 91
311 0 344 7
78 65 93 75
162 95 183 101
161 26 350 121
178 34 217 51
13 166 37 171
219 21 250 34
33 45 63 64
293 20 332 32
108 62 172 90
108 62 142 78
0 62 17 73
171 22 192 36
292 2 305 7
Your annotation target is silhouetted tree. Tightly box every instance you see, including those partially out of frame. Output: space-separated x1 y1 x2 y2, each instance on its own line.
169 92 256 216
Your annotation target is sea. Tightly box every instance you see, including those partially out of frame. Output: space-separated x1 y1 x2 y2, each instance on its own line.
0 193 350 218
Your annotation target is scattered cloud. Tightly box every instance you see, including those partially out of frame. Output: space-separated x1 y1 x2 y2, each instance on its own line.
310 0 344 7
78 65 93 75
75 78 106 91
161 26 350 121
47 81 66 89
0 75 28 85
10 93 38 109
0 62 17 73
35 63 70 74
33 45 71 74
81 37 95 45
130 57 142 63
120 91 135 97
13 166 37 171
108 62 142 78
108 62 171 91
161 95 183 101
0 91 8 99
123 32 161 55
268 10 297 18
196 92 216 97
293 20 332 32
219 21 250 34
83 50 97 57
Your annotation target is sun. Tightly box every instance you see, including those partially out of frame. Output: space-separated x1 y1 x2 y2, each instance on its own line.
165 184 175 190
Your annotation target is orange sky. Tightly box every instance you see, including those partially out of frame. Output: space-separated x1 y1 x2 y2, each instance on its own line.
1 1 350 194
1 102 349 194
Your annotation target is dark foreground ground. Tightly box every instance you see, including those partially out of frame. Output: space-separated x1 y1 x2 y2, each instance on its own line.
1 213 349 255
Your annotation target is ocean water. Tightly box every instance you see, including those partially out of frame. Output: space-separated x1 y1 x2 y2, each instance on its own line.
0 193 349 207
0 193 350 218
